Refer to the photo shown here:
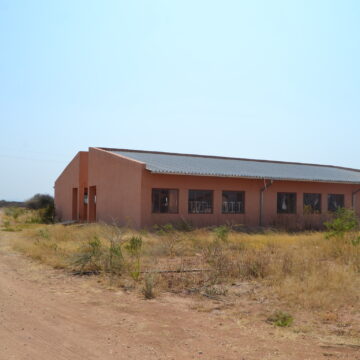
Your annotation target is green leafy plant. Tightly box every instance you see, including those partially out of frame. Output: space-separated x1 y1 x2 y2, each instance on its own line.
105 239 124 276
125 236 142 280
37 228 50 240
267 310 293 327
103 226 125 278
154 223 175 236
125 236 142 257
351 236 360 247
325 208 359 240
73 236 103 273
214 225 230 242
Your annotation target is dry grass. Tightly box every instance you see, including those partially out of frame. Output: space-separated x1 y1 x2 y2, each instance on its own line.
4 210 360 343
8 221 359 311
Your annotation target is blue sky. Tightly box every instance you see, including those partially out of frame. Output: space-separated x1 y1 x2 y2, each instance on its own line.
1 0 359 200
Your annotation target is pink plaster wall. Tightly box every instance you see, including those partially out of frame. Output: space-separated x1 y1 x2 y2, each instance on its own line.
261 180 360 229
140 172 360 229
87 147 144 227
55 148 360 229
54 152 88 221
140 172 262 228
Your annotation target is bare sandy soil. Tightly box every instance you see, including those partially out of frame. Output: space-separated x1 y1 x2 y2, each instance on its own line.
0 230 359 360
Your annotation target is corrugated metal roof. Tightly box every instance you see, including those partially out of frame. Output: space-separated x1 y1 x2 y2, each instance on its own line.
107 149 360 184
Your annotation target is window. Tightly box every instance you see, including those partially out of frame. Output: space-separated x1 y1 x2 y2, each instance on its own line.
277 193 296 214
328 194 344 212
303 193 321 214
222 191 245 214
188 190 213 214
152 189 178 213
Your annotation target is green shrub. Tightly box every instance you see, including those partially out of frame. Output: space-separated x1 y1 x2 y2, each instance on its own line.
24 206 55 225
267 311 293 327
73 236 103 273
37 228 50 240
325 208 359 240
125 236 142 257
4 207 25 220
351 236 360 246
104 238 124 276
153 223 175 236
174 219 193 232
38 205 55 224
125 236 142 280
214 225 230 242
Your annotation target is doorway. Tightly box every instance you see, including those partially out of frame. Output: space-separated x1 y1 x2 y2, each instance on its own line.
89 186 96 222
72 188 78 220
82 188 88 221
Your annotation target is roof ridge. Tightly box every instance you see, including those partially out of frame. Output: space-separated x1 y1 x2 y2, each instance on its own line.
99 147 360 173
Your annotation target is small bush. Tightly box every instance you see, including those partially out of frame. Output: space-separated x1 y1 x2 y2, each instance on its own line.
4 207 25 220
73 236 103 273
204 285 228 297
174 219 193 232
214 225 230 242
23 206 55 224
104 238 124 276
325 208 359 239
125 236 142 280
239 250 271 279
103 225 125 277
351 236 360 246
37 228 50 240
154 223 175 236
154 224 184 257
125 236 142 257
39 204 55 224
267 311 293 327
142 274 155 299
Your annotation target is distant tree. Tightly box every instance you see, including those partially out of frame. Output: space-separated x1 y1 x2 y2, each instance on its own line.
25 194 55 223
25 194 54 210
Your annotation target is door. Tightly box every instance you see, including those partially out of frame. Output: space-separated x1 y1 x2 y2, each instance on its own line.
89 186 96 222
72 188 78 220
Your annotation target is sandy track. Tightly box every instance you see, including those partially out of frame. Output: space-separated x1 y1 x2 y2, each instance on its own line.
0 233 359 360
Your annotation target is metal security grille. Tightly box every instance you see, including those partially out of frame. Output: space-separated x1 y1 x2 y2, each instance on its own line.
188 190 213 214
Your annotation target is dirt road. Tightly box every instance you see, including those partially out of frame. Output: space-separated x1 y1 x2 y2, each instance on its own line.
0 232 358 360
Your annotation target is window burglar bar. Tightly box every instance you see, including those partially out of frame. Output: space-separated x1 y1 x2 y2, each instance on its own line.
222 201 243 213
189 201 212 213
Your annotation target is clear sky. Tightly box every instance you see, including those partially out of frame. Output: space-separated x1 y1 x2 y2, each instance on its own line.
1 0 359 201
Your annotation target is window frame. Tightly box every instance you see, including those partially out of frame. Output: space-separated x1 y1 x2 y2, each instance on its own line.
151 188 179 214
327 194 345 212
303 193 322 214
277 192 297 214
221 190 245 214
188 189 214 214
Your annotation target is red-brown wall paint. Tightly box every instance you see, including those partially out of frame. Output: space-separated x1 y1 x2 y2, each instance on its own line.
78 152 89 221
261 180 360 229
55 152 88 221
140 172 360 229
87 147 145 227
140 172 261 228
